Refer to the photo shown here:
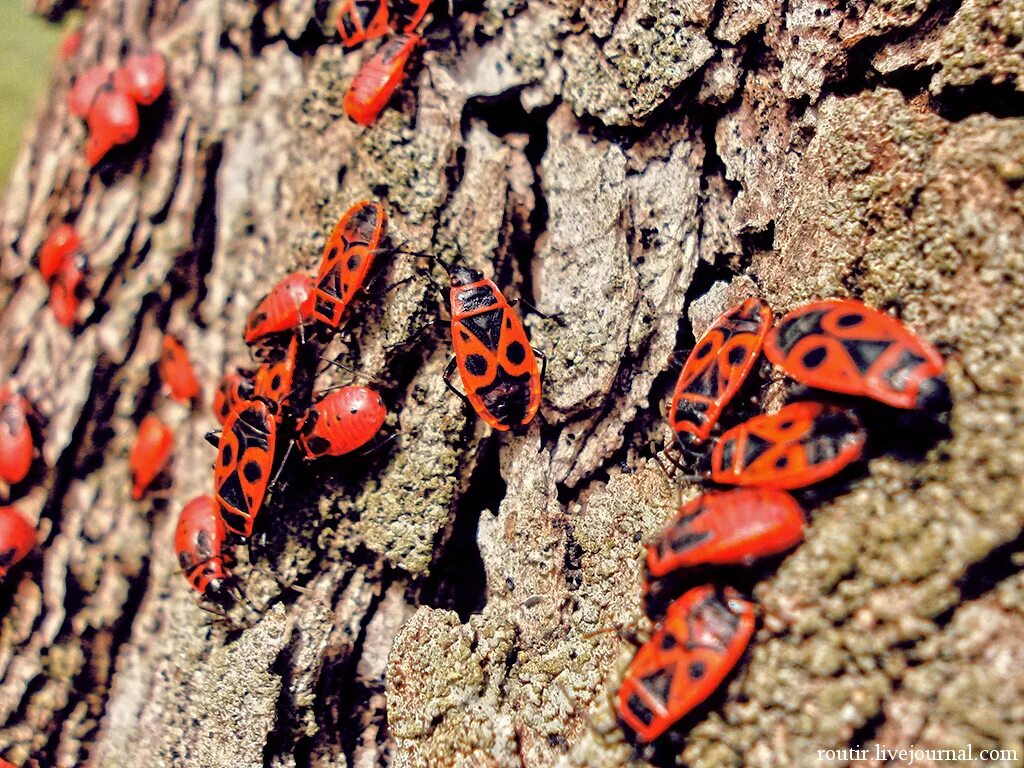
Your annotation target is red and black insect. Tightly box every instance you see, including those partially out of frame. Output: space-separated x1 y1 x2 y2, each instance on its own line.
312 200 388 329
0 388 34 487
245 273 315 344
130 414 174 500
439 260 543 432
646 489 805 580
344 33 421 126
113 50 167 106
297 385 387 459
38 223 82 284
617 585 755 742
175 494 236 607
214 372 254 426
765 298 949 412
159 334 201 405
213 398 278 539
670 297 772 447
709 401 865 489
0 505 35 580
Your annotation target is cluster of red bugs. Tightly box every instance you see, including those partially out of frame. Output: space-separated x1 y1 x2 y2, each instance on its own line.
67 50 166 165
174 198 546 613
38 223 87 327
337 0 433 125
0 388 42 583
616 297 949 742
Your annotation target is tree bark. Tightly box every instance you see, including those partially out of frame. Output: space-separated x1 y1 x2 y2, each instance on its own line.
1 1 1023 767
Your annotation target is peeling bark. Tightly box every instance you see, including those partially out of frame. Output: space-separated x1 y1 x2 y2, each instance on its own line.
1 1 1024 767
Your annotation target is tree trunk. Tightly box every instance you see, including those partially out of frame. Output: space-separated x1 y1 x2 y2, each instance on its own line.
1 0 1023 766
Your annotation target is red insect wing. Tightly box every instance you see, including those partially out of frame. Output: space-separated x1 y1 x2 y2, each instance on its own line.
113 51 167 106
86 87 140 161
312 200 388 328
130 414 174 500
214 372 254 426
245 273 315 343
449 271 541 431
343 33 420 126
214 400 277 538
253 335 298 409
670 298 772 445
389 0 431 32
38 223 82 283
710 401 865 489
765 299 948 412
175 494 234 600
298 386 387 458
0 505 35 579
646 489 805 579
0 389 33 486
337 0 390 47
617 585 754 742
159 334 201 404
68 65 112 117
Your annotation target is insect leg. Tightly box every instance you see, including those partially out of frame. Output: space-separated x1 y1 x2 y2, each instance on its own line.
442 357 469 402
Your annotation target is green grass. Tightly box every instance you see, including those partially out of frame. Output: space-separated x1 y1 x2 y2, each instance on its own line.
0 1 65 189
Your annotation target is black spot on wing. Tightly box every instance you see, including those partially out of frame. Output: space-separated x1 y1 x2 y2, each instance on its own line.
774 309 827 356
465 354 488 376
505 341 526 365
627 693 655 727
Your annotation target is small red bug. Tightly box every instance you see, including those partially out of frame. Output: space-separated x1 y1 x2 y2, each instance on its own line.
113 50 167 106
59 29 83 61
343 33 421 126
85 86 140 165
441 261 542 432
646 489 805 579
337 0 390 47
670 297 772 447
68 65 112 117
214 398 278 539
253 335 298 411
38 223 82 284
312 200 388 329
765 298 949 412
0 506 35 580
214 372 254 426
130 414 174 500
175 494 236 606
0 388 34 487
710 401 865 489
49 261 85 328
245 273 315 344
159 334 201 404
617 585 755 742
297 386 387 459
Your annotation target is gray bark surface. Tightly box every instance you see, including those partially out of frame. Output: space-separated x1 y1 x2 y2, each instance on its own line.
1 1 1023 766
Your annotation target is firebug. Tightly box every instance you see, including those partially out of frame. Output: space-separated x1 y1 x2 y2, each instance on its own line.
0 506 35 580
297 386 387 459
130 414 173 500
343 33 421 126
764 298 949 412
710 401 865 489
670 298 772 447
617 585 754 742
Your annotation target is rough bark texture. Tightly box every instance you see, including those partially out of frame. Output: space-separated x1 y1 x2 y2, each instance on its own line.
1 1 1023 767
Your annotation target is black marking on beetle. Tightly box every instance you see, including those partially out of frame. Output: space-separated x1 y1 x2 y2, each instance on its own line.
505 340 526 366
461 308 504 351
